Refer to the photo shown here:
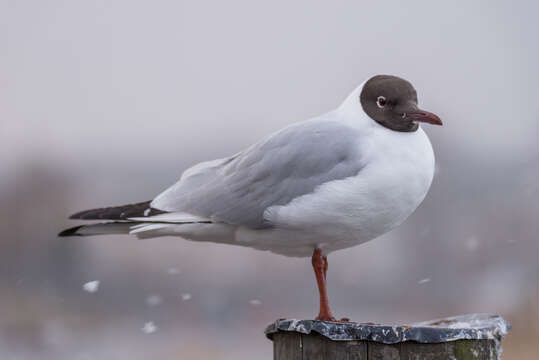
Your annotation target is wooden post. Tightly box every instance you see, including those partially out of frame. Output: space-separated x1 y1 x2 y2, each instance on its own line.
265 314 510 360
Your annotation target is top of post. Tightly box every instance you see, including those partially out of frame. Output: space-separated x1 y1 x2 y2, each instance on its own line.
265 313 510 344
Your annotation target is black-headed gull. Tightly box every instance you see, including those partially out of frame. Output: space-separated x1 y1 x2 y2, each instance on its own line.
60 74 442 321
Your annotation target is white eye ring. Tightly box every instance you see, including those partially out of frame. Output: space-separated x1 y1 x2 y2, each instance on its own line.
376 96 387 108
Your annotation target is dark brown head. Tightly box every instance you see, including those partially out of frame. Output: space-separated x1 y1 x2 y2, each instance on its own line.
360 75 442 132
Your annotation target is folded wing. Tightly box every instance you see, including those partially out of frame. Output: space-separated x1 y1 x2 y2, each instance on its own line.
151 118 366 229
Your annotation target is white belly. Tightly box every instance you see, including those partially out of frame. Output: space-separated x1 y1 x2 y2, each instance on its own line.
236 126 435 257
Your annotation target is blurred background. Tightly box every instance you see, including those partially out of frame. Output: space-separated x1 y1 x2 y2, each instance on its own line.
1 0 538 359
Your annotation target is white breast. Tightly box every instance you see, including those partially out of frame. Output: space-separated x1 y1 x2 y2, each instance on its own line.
244 125 435 257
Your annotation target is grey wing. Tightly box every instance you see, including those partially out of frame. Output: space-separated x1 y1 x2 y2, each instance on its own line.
151 119 366 229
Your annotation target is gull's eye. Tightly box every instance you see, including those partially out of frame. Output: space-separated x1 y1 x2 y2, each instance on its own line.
376 96 387 108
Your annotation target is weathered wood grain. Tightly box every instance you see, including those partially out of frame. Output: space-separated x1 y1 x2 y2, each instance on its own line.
368 342 401 360
272 332 499 360
273 332 302 360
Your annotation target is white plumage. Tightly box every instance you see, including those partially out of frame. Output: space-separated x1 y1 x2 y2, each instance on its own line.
128 80 435 257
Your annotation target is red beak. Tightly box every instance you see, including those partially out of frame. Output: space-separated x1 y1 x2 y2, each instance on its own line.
407 109 443 126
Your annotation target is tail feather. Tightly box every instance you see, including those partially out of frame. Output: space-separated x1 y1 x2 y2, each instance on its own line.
61 202 213 238
59 211 213 238
58 225 86 237
69 200 166 220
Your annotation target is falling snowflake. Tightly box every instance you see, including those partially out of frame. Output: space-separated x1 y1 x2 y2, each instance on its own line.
83 281 100 293
465 236 480 251
417 278 431 285
146 294 163 306
142 322 157 334
181 293 192 301
249 299 262 306
167 268 181 275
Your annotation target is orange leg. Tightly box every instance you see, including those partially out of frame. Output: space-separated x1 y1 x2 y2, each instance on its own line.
323 255 328 280
312 248 336 321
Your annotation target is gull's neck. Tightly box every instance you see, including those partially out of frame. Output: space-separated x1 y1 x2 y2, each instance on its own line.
335 80 373 130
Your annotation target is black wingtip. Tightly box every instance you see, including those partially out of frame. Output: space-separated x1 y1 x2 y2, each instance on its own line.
69 212 88 220
69 209 103 219
58 225 85 237
67 200 165 220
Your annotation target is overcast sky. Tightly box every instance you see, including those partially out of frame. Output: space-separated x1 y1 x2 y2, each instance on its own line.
2 0 538 177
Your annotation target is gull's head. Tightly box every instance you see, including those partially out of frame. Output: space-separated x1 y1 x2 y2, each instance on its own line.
356 75 442 132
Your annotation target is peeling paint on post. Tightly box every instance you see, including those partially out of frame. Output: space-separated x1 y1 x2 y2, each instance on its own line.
265 314 509 360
